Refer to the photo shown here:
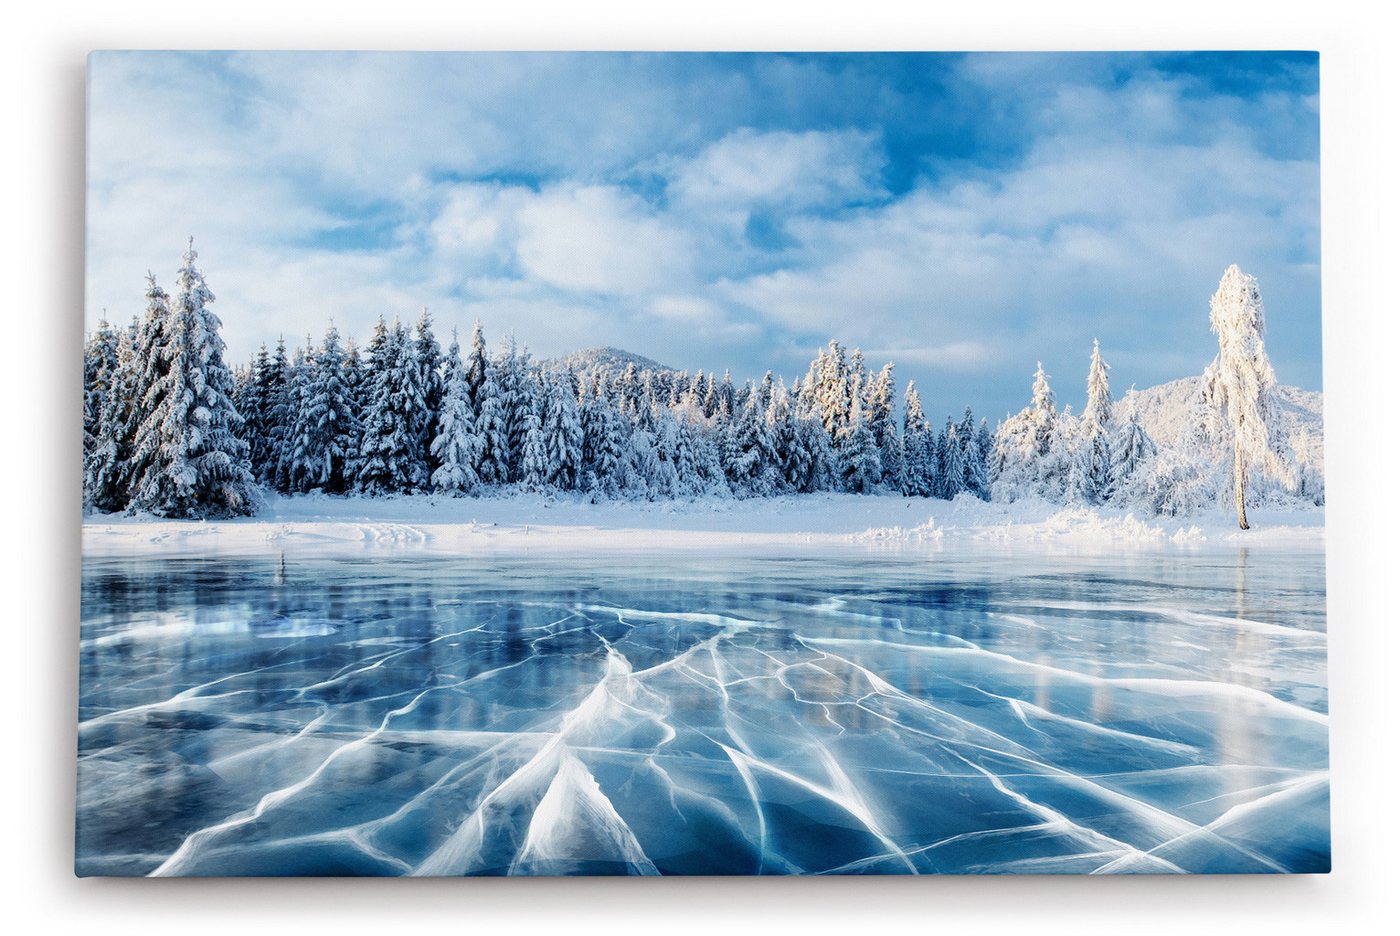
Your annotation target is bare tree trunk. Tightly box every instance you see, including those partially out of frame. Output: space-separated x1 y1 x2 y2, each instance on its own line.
1234 437 1249 530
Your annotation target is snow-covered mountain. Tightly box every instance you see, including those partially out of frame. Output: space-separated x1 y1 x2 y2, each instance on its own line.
1116 376 1324 468
545 346 678 377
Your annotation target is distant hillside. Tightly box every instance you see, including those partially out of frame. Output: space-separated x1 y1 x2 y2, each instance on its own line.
545 346 678 377
1116 377 1324 469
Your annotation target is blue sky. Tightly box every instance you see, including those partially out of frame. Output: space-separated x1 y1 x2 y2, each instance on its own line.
85 51 1320 419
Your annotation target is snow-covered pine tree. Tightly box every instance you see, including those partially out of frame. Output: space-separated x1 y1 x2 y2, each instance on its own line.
1203 264 1292 529
342 338 366 483
958 407 988 500
356 318 426 494
767 383 802 494
254 338 292 490
540 372 584 490
1041 405 1080 502
1030 361 1057 457
83 320 120 487
472 350 511 486
666 412 705 497
592 386 631 495
1077 339 1115 503
725 392 780 497
300 324 359 492
935 417 966 500
413 308 443 476
463 320 490 413
518 389 550 493
282 339 318 493
868 362 901 489
236 344 270 481
128 241 256 517
119 275 179 503
810 340 847 441
85 317 140 512
495 335 534 480
900 382 933 497
976 419 994 484
1109 387 1157 499
717 370 736 420
430 329 484 494
837 379 881 493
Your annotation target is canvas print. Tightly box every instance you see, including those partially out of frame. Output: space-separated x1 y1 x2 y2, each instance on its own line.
79 51 1327 876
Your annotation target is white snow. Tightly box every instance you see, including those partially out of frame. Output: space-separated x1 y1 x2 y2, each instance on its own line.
83 490 1324 557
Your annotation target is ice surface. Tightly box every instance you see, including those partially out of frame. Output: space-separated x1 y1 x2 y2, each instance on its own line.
76 546 1329 876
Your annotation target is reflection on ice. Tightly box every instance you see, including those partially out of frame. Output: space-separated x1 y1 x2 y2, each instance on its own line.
77 547 1329 876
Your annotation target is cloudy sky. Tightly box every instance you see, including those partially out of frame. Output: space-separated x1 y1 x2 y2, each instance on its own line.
85 51 1320 418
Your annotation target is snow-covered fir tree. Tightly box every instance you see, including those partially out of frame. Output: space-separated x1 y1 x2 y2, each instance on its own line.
83 319 120 474
257 338 294 490
296 325 359 493
724 392 780 497
868 363 902 488
539 372 584 490
282 339 319 493
1040 406 1080 501
958 407 989 500
1030 361 1057 457
127 241 256 517
936 417 966 500
900 382 934 497
342 338 366 484
84 316 140 512
518 389 550 493
495 335 534 481
463 320 490 413
430 330 484 494
1077 339 1115 503
1202 264 1292 529
837 379 881 493
474 351 511 486
355 317 427 494
413 309 444 477
1109 387 1156 497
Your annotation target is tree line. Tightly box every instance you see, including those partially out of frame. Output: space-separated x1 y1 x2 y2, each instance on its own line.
82 245 1315 527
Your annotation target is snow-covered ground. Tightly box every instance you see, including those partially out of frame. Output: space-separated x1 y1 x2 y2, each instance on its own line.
82 492 1325 556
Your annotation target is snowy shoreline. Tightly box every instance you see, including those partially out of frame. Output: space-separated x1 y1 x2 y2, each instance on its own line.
81 492 1325 557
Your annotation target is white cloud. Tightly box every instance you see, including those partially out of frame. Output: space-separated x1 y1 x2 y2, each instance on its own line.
668 128 885 217
515 185 696 296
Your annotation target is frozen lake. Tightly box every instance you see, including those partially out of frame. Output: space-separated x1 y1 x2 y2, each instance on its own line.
77 546 1329 876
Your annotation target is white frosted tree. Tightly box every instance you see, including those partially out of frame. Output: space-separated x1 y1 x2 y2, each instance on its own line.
837 379 881 493
1030 361 1057 457
1077 339 1115 503
1110 387 1157 498
518 393 550 492
85 316 141 512
1203 264 1291 529
868 363 901 488
540 373 584 490
495 336 534 480
430 330 484 494
900 382 934 497
413 309 444 475
306 325 359 493
958 407 989 500
1040 406 1080 502
129 241 256 517
935 417 965 500
282 339 318 493
261 337 294 491
356 318 426 494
